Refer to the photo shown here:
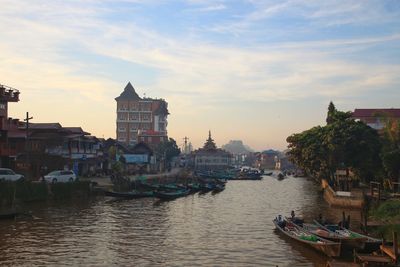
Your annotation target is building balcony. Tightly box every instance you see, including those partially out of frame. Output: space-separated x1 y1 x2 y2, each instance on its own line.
0 84 20 102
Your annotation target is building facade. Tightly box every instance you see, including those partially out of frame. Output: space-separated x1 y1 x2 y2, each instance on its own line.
193 131 231 170
254 149 279 170
0 84 22 168
115 82 169 146
352 108 400 131
16 123 104 178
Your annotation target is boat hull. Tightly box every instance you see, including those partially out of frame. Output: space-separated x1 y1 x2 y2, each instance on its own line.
105 190 154 199
273 219 341 257
302 223 367 250
313 220 382 252
154 189 190 200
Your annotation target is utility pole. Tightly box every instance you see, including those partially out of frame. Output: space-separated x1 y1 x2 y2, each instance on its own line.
24 112 33 176
183 136 189 154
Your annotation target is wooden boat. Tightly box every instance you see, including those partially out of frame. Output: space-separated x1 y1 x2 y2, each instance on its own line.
301 222 367 250
105 190 154 199
314 220 382 252
187 183 201 193
277 173 285 180
273 216 341 257
212 183 225 193
199 183 215 193
137 181 160 190
154 188 191 200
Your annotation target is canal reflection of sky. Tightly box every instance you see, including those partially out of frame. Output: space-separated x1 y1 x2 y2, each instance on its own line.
0 176 363 266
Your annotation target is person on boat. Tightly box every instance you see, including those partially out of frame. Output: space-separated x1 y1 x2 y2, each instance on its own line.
290 210 304 226
276 215 286 228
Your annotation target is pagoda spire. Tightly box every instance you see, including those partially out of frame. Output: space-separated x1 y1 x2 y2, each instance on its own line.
203 130 217 150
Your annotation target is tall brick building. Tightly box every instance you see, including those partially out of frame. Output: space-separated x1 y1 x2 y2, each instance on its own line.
115 82 169 146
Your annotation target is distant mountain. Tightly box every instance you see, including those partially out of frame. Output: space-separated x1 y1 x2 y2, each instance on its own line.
222 140 253 154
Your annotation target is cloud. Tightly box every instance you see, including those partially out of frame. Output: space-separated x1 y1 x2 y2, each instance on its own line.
1 0 399 149
185 4 226 12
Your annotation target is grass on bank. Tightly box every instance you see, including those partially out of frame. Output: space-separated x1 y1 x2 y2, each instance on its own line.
369 199 400 240
0 180 92 207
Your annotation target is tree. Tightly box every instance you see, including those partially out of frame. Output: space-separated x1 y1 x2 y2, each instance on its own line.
108 146 117 161
379 115 400 182
287 102 382 183
326 101 336 125
155 138 181 163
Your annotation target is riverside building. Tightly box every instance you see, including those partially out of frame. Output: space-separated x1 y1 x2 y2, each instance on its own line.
193 131 232 170
115 82 169 146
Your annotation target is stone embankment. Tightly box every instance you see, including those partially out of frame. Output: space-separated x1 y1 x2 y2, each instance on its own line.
321 179 364 209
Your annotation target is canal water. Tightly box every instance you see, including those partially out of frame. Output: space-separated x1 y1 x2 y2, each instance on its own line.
0 176 362 266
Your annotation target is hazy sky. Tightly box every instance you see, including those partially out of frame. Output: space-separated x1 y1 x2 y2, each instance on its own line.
1 0 399 151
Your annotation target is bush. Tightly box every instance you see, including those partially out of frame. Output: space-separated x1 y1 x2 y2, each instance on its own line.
370 200 400 222
0 180 92 207
0 180 48 207
50 181 91 200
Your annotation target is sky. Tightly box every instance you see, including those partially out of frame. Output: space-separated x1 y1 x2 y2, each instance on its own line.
1 0 399 151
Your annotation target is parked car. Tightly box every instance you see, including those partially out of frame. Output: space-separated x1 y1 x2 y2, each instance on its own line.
0 168 24 181
44 170 77 183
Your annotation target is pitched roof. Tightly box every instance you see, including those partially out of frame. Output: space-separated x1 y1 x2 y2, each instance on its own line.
353 109 400 118
63 127 90 135
24 123 62 130
115 82 141 101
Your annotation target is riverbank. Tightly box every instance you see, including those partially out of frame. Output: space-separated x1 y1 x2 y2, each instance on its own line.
0 180 93 209
0 168 188 209
321 179 365 209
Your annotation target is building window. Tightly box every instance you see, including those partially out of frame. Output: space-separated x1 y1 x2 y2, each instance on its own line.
119 126 126 132
142 123 151 130
130 103 138 111
129 113 139 121
131 123 139 130
141 114 151 121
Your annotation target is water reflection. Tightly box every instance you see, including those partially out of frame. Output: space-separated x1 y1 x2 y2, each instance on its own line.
0 176 362 266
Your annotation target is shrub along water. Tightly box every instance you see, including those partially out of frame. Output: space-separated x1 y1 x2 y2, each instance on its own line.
0 180 92 208
369 200 400 240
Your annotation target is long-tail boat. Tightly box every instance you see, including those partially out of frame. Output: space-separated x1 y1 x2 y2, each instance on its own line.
273 216 341 257
313 220 382 252
154 188 191 200
301 222 367 250
104 190 154 199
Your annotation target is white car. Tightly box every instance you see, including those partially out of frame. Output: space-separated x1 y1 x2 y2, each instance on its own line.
44 170 77 183
0 168 24 181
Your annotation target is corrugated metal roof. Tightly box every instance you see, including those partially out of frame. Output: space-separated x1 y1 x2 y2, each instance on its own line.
24 123 62 129
353 108 400 118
